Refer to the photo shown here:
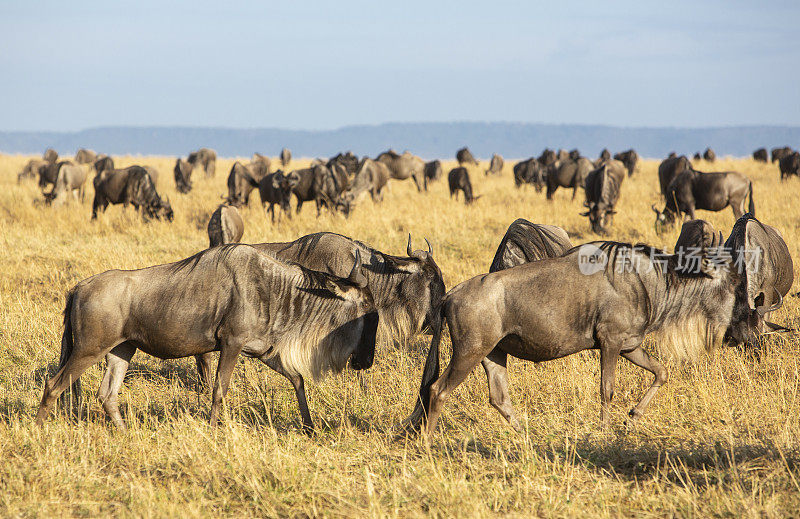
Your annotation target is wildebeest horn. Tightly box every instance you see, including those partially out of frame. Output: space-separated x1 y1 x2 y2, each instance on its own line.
651 204 660 215
757 288 783 316
407 233 413 256
763 321 794 334
425 237 432 254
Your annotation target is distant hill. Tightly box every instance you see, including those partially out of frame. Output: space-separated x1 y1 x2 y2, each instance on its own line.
1 122 798 160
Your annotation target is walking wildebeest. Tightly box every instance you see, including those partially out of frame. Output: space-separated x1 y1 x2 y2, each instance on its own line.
448 167 479 204
187 147 217 177
771 147 793 163
258 171 295 222
658 154 691 199
43 148 58 164
704 148 716 162
424 160 443 182
92 166 173 221
582 161 626 234
489 219 572 272
485 154 504 175
207 204 244 247
513 158 544 191
280 147 292 167
456 147 479 167
44 163 87 206
613 149 639 176
75 148 97 164
545 157 594 200
403 230 782 434
753 148 768 163
653 169 754 232
173 158 194 193
779 151 800 180
225 158 271 206
377 150 426 191
193 234 445 388
337 159 391 214
35 245 378 433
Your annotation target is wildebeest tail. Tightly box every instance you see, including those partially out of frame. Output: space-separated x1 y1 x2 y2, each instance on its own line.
748 182 755 217
400 303 445 433
59 288 82 397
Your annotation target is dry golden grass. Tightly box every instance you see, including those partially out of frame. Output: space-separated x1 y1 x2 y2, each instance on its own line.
1 153 799 517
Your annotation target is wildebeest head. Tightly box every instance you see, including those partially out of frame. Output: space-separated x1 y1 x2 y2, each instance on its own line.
145 195 174 222
173 159 193 193
652 203 679 233
272 170 295 214
400 235 446 334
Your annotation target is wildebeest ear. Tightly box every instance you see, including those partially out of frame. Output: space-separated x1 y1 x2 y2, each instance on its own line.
348 250 368 288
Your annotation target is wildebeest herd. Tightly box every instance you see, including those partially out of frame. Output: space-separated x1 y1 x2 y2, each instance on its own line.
15 143 798 436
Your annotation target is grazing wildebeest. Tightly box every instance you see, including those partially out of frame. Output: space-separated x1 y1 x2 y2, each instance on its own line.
753 148 768 163
489 219 572 272
207 204 244 247
337 159 391 215
18 158 48 183
92 166 173 221
513 158 544 191
74 148 97 164
225 159 271 206
329 152 360 177
771 147 793 163
538 148 557 167
377 150 426 191
403 231 778 434
187 147 217 177
613 149 639 176
704 148 716 162
545 157 594 200
693 152 702 161
314 163 349 214
173 158 194 193
258 171 295 222
456 147 479 167
485 154 504 175
39 161 75 190
448 167 479 204
424 160 443 182
44 163 88 206
658 154 691 199
653 169 754 231
194 234 445 388
723 214 794 339
582 161 626 234
779 151 800 180
280 148 292 167
93 155 115 175
43 148 58 164
35 245 378 433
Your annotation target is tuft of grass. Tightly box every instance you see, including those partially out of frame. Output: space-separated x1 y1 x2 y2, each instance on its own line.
1 153 799 517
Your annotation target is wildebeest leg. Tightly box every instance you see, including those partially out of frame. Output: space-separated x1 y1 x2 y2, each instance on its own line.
195 352 215 389
621 347 667 422
426 340 486 435
262 356 314 434
546 184 556 201
599 346 620 428
296 199 304 214
97 342 136 430
571 185 578 201
209 342 243 426
481 348 521 431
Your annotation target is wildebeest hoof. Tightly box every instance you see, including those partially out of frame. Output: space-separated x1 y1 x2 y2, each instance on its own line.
509 418 523 432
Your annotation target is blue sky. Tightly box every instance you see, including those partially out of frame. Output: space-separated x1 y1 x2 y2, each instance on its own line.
1 0 798 131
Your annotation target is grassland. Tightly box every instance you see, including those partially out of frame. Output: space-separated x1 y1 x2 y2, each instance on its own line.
1 153 799 517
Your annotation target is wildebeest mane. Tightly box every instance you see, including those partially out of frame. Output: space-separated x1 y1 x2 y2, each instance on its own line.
169 243 241 274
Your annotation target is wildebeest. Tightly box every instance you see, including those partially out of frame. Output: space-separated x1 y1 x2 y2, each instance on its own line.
557 149 569 161
489 219 572 272
538 148 557 167
314 162 350 214
404 231 777 434
173 158 194 193
225 158 271 206
329 152 360 177
377 150 426 191
337 159 391 214
207 204 244 247
287 167 317 214
18 158 48 183
778 151 800 180
771 147 793 163
39 161 75 190
658 154 691 199
43 148 58 164
456 147 479 167
704 148 716 162
448 167 479 204
44 163 87 206
597 148 611 165
74 148 97 164
93 155 115 175
280 148 292 167
545 157 594 200
613 149 639 176
258 171 295 222
569 149 581 160
92 166 173 221
187 147 217 177
673 219 719 252
753 148 768 163
693 152 702 161
653 169 754 231
582 161 626 234
424 160 443 182
35 245 378 433
485 154 504 175
513 158 544 191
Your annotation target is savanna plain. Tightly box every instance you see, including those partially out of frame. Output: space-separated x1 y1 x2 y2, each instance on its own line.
1 153 799 517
